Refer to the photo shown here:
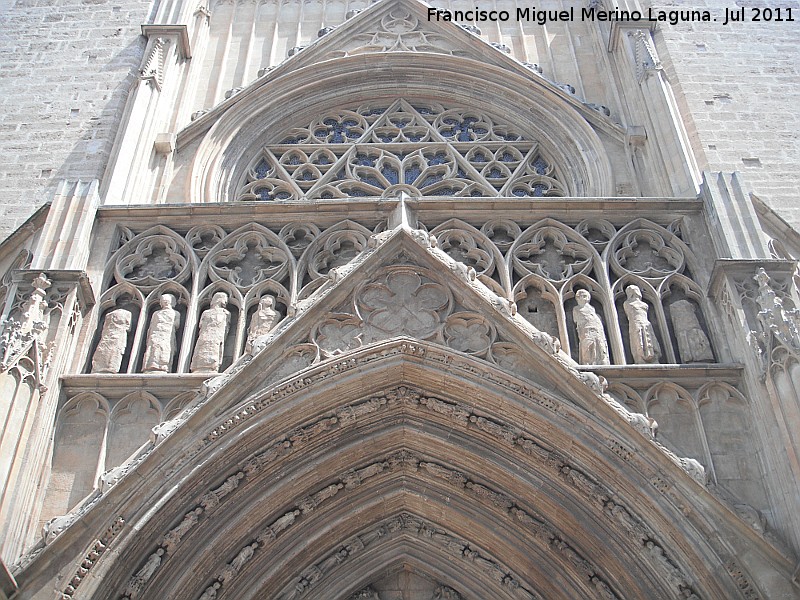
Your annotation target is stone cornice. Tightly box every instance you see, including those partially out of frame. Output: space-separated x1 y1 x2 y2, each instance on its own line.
97 197 703 228
709 258 797 298
140 24 191 59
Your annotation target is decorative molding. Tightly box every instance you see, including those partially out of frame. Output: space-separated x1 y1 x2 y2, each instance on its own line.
630 29 662 82
61 517 125 599
140 24 192 59
117 384 709 599
140 37 170 91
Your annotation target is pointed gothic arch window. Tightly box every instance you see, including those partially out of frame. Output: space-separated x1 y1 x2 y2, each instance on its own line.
237 99 567 201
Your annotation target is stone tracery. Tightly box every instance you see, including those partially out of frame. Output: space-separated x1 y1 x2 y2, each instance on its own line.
86 214 718 375
237 100 566 201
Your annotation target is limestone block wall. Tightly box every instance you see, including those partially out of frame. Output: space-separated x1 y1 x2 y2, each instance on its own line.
191 0 621 119
647 0 800 229
0 0 153 239
1 0 798 235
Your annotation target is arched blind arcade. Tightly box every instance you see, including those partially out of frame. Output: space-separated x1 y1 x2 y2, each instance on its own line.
237 98 566 201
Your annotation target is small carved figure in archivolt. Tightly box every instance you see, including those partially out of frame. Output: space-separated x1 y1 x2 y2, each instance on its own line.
245 295 279 353
142 294 180 373
623 285 661 364
191 292 231 373
91 308 132 373
670 299 714 362
572 289 610 365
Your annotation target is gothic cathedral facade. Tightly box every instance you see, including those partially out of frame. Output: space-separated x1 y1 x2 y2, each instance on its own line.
0 0 799 598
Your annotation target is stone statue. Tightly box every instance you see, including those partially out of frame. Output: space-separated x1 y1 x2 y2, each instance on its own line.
245 295 279 353
670 300 714 362
91 308 132 373
20 272 51 339
623 285 661 364
142 294 180 373
190 292 231 373
572 289 610 365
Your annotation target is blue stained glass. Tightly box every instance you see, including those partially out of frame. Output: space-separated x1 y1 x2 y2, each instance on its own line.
321 191 334 199
443 116 479 141
427 152 448 166
470 189 483 197
437 187 457 196
405 165 422 184
531 157 549 174
408 133 424 142
532 184 547 197
254 159 271 179
382 166 399 185
512 188 526 197
288 155 302 165
472 153 488 163
487 168 503 179
256 188 273 201
315 155 331 165
380 134 394 143
355 154 375 167
501 152 516 162
348 188 369 197
360 175 383 188
420 174 443 188
316 118 361 143
457 168 467 178
298 170 315 181
275 191 292 200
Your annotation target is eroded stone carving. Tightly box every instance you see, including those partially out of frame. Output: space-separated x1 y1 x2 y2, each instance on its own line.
162 507 203 555
20 273 51 337
62 517 124 599
142 294 180 373
359 269 449 339
623 285 660 364
91 308 132 373
246 295 278 353
124 549 164 599
669 300 714 363
349 587 380 599
0 274 52 376
191 292 231 373
573 289 610 365
433 586 463 600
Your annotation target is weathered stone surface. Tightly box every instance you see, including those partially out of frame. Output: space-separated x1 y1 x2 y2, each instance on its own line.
0 0 798 598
